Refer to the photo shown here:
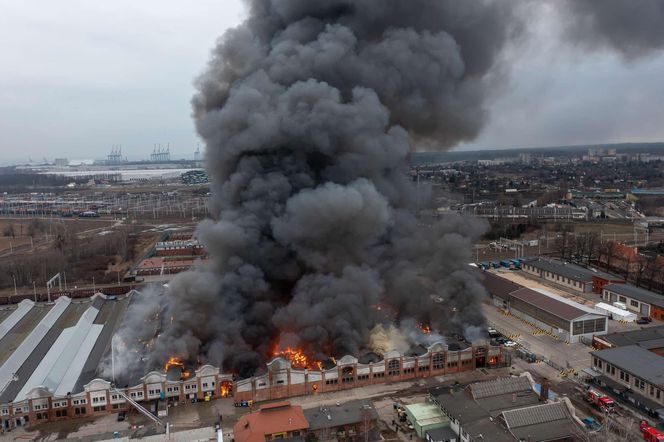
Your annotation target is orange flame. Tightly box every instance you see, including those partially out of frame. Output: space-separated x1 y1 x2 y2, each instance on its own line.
419 323 432 334
220 381 232 397
164 356 184 372
273 346 322 370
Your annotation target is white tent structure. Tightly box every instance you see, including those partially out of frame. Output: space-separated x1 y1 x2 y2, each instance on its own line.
595 302 637 322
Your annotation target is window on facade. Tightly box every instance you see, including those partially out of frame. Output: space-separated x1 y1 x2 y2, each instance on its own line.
635 378 645 390
433 353 445 370
387 359 400 376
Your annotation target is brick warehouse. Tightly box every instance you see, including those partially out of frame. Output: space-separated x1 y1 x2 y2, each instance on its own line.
1 340 505 429
234 340 506 402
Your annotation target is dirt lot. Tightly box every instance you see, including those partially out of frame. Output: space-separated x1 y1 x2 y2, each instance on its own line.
0 217 116 256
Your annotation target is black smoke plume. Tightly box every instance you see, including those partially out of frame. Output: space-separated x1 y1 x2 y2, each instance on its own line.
113 0 664 379
120 0 664 379
142 0 524 376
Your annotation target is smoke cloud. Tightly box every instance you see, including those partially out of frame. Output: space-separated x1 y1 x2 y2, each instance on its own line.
130 0 664 378
560 0 664 58
141 0 516 376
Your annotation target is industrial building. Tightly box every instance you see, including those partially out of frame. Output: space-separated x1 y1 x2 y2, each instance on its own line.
481 271 520 308
590 346 664 418
481 271 609 343
234 341 507 403
0 289 505 431
508 287 607 343
601 283 664 321
592 325 664 352
430 375 582 442
522 258 621 294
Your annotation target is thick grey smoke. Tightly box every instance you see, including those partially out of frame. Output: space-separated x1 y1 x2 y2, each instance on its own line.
560 0 664 58
144 0 516 376
135 0 664 378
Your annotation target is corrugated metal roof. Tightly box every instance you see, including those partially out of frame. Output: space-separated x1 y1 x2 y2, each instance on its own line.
470 376 532 399
502 402 569 429
604 284 664 308
510 288 591 321
481 272 521 300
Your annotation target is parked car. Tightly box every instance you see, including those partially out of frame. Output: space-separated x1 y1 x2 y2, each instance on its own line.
117 411 126 422
637 317 652 324
503 340 518 347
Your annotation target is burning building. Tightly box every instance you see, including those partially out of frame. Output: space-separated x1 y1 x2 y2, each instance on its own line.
116 0 664 405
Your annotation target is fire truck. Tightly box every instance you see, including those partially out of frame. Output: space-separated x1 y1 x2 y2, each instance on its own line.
586 388 615 413
640 421 664 441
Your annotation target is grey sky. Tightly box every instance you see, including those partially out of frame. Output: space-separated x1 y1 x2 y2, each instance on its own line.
0 1 663 162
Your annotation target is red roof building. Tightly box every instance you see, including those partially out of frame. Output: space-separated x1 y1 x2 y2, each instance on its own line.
234 401 309 442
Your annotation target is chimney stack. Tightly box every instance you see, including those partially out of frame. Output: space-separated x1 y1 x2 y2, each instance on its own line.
539 378 549 402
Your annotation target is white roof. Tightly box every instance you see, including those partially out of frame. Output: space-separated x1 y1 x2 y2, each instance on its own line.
0 297 71 394
0 300 34 341
15 303 104 401
595 302 637 318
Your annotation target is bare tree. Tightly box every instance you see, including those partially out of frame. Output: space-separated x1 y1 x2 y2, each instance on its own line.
600 241 619 272
2 224 15 238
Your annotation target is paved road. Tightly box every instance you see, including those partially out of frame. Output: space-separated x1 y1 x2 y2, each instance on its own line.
482 303 591 372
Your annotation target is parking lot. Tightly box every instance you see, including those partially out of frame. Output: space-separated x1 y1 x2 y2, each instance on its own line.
482 303 592 374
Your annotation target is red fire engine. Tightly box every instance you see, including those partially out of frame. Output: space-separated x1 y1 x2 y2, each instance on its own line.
640 421 664 441
586 388 615 413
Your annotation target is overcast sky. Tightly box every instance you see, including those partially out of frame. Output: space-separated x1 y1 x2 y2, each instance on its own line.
1 1 663 163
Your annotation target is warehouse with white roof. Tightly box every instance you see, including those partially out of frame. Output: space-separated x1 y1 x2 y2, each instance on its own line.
507 287 608 343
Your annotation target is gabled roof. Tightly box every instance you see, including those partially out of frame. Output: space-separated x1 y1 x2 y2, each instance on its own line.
502 402 568 429
470 376 532 400
509 288 594 321
524 259 594 283
604 284 664 309
591 345 664 387
501 402 579 442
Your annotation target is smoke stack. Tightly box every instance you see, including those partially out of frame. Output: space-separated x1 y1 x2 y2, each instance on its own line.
539 378 549 402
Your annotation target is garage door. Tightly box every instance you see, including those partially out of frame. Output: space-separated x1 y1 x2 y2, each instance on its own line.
610 293 617 303
641 303 650 315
